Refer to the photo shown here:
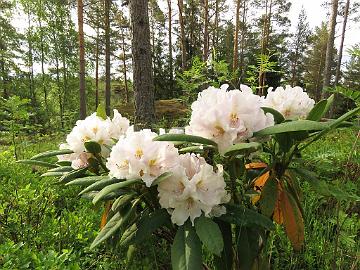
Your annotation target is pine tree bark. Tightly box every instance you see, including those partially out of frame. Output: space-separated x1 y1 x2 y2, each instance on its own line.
239 0 247 81
77 0 87 119
178 0 186 70
121 27 129 104
167 0 174 94
130 0 155 128
335 0 350 85
105 0 111 116
233 0 241 71
95 27 99 109
203 0 209 61
213 0 219 49
322 0 339 96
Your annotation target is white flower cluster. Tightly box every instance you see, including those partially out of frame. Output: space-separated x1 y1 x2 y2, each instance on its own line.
106 129 179 187
58 110 130 169
157 153 229 226
185 84 274 154
263 86 315 120
106 131 229 225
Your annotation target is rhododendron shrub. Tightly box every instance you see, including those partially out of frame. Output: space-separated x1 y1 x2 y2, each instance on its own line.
19 84 360 270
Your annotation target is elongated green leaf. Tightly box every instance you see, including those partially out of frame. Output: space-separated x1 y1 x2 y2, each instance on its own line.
261 107 285 123
260 177 278 217
214 220 233 270
41 171 66 177
179 145 215 153
195 216 223 256
301 106 360 150
79 177 121 195
90 205 134 249
171 223 202 270
236 227 261 270
66 175 110 186
48 166 73 172
112 193 136 212
84 141 101 154
323 94 335 116
154 134 217 147
17 159 58 168
120 223 138 247
306 99 328 121
56 161 72 166
220 204 275 230
132 209 169 244
30 149 73 160
224 142 262 157
58 168 88 184
92 179 141 204
151 172 173 186
254 120 328 136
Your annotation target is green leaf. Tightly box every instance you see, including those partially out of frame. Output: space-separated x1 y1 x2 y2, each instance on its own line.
260 177 278 217
224 142 262 157
17 159 58 168
66 175 110 186
132 209 170 244
112 193 137 212
179 145 215 154
195 216 223 256
236 227 262 270
261 107 285 124
220 204 275 230
90 205 134 249
96 104 107 119
151 172 173 186
48 166 73 172
254 120 328 136
58 168 88 184
92 179 141 204
154 134 217 147
56 161 72 166
79 177 121 195
41 171 67 177
306 98 329 121
30 149 74 160
214 219 233 270
84 141 102 154
301 106 360 150
171 222 202 270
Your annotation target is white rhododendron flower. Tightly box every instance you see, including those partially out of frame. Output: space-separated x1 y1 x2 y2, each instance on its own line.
107 109 130 140
106 129 179 187
158 153 229 226
263 85 315 119
58 110 130 169
185 84 274 154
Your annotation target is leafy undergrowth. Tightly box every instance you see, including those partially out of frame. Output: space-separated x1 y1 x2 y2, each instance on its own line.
0 129 359 269
265 128 360 269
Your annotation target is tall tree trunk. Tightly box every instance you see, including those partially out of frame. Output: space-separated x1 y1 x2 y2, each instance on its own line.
95 27 99 109
130 0 155 128
121 27 129 104
38 1 48 118
233 0 241 71
0 56 8 99
167 0 173 84
178 0 186 70
105 0 111 116
27 9 36 108
213 0 219 49
77 0 87 119
239 0 247 81
335 0 350 85
203 0 209 61
322 0 339 96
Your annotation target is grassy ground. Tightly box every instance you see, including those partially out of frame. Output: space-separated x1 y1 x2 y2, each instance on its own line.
0 128 359 269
